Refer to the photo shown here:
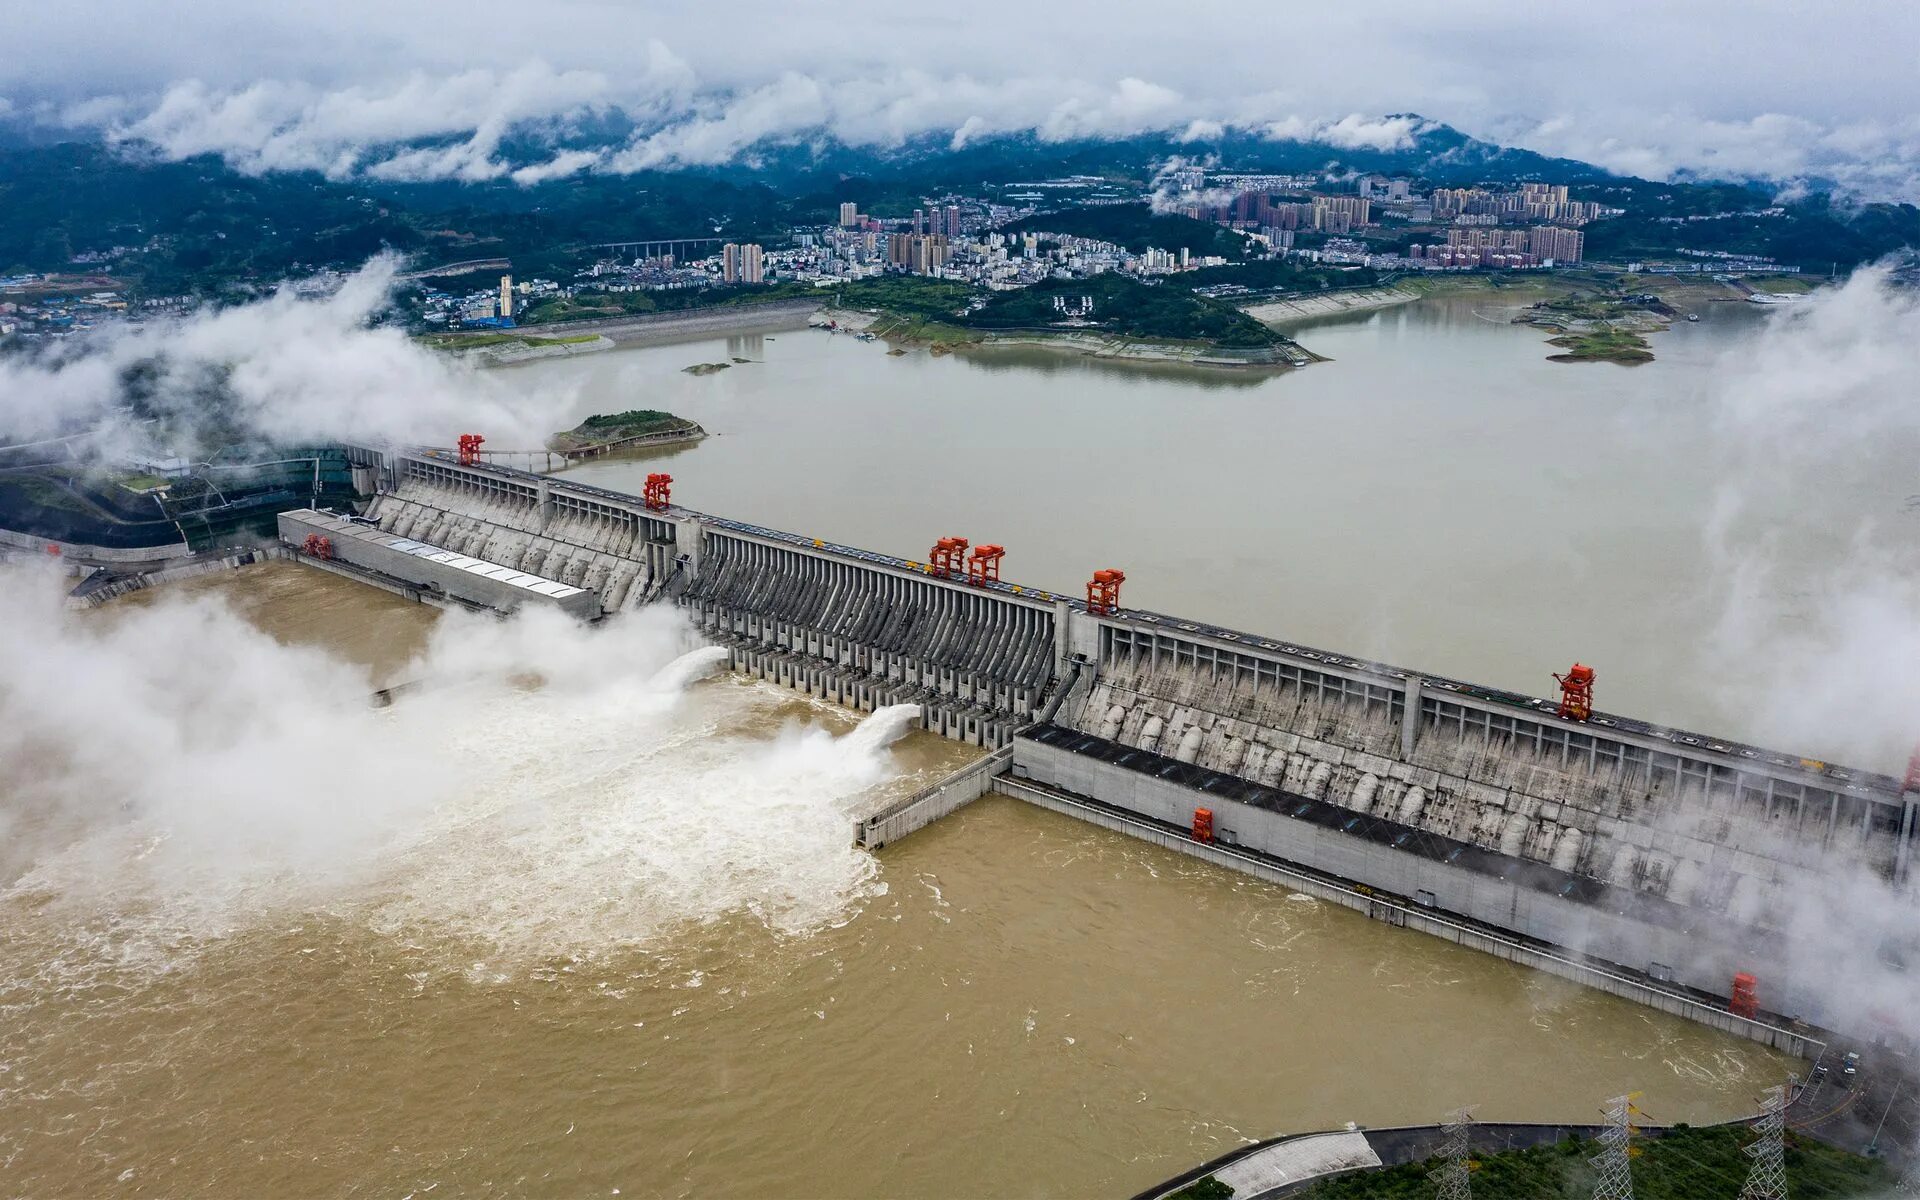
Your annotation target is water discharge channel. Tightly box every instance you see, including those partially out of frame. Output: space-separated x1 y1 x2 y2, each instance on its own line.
3 293 1877 1196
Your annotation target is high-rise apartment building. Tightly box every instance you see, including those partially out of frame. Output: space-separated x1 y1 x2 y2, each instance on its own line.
944 205 961 238
1527 226 1583 263
838 202 859 228
1312 196 1371 231
722 242 765 283
498 274 513 320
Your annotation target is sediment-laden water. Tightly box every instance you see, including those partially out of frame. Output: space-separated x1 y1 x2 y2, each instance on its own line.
0 562 1793 1198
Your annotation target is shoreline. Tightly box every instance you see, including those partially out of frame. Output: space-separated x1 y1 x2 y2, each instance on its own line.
436 297 827 365
821 306 1308 368
1241 286 1419 326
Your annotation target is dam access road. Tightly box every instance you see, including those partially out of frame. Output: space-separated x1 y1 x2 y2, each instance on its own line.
275 445 1916 1063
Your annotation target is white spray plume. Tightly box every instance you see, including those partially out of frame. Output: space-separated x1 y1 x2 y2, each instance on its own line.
1675 266 1920 1128
1697 264 1920 772
0 566 924 975
0 255 576 456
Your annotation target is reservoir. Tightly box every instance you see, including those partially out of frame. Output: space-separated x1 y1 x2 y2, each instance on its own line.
0 292 1861 1197
534 292 1918 770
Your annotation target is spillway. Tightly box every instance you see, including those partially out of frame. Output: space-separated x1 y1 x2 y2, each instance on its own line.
287 447 1919 1049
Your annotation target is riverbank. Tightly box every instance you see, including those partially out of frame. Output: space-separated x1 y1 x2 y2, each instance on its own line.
1241 287 1418 325
517 297 823 345
427 297 826 365
1141 1116 1896 1200
823 307 1308 367
422 332 617 366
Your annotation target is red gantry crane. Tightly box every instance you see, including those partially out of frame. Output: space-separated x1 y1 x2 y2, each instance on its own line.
1554 662 1595 721
929 537 969 579
1087 569 1125 616
965 544 1004 586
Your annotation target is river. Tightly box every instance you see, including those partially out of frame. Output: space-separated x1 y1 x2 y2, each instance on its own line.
0 295 1834 1198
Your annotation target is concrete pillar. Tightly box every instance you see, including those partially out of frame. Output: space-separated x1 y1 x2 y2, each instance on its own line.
1898 794 1916 888
1053 599 1073 679
1401 675 1423 758
535 480 553 533
674 517 704 579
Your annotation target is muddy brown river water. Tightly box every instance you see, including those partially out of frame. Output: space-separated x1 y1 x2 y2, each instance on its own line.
0 562 1793 1198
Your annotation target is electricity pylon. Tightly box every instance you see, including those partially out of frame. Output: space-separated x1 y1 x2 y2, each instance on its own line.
1591 1094 1641 1200
1737 1084 1789 1200
1429 1107 1474 1200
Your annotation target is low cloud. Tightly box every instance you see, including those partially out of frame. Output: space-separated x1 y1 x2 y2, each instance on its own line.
1693 263 1920 772
9 57 1910 199
0 256 574 457
1511 111 1920 202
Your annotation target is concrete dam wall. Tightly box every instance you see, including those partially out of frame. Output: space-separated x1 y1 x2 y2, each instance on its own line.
329 449 1915 1035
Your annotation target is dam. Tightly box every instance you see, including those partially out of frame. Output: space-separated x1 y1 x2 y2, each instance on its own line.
284 446 1918 1050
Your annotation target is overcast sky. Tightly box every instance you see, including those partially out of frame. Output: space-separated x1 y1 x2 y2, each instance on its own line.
7 1 1920 196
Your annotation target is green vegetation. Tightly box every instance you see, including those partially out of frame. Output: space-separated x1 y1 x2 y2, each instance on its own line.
828 275 976 322
1544 325 1656 364
1003 203 1252 260
1177 258 1381 294
549 409 698 452
1300 1125 1893 1199
966 274 1283 348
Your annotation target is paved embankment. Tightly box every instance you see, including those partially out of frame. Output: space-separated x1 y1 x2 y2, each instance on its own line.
64 547 290 609
517 298 824 345
1243 288 1418 325
1137 1118 1757 1200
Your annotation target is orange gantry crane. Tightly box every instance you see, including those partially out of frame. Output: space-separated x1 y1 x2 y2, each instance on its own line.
1087 569 1125 616
1554 662 1595 721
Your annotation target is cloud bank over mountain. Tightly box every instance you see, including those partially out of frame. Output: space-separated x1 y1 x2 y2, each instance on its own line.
5 0 1918 198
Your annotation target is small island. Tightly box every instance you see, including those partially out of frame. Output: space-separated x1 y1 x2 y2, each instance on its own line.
1517 289 1672 365
548 409 706 458
682 362 731 376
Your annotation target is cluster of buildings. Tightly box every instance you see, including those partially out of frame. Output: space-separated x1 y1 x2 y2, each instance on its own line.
1407 225 1587 268
0 276 194 341
1430 183 1611 226
417 274 561 328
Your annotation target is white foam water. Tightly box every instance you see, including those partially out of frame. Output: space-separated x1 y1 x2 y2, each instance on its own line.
0 569 926 979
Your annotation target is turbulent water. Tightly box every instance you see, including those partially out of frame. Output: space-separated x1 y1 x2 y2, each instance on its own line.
0 563 1794 1198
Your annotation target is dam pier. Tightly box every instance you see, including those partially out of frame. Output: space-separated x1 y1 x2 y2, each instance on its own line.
279 446 1917 1054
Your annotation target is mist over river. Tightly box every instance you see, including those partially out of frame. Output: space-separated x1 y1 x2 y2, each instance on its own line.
11 287 1908 1197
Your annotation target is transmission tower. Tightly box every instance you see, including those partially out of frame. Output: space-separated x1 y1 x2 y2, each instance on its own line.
1737 1084 1789 1200
1428 1107 1475 1200
1591 1094 1640 1200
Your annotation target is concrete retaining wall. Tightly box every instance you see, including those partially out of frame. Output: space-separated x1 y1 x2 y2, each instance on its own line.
0 526 193 564
64 547 290 609
856 747 1012 848
996 772 1820 1058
